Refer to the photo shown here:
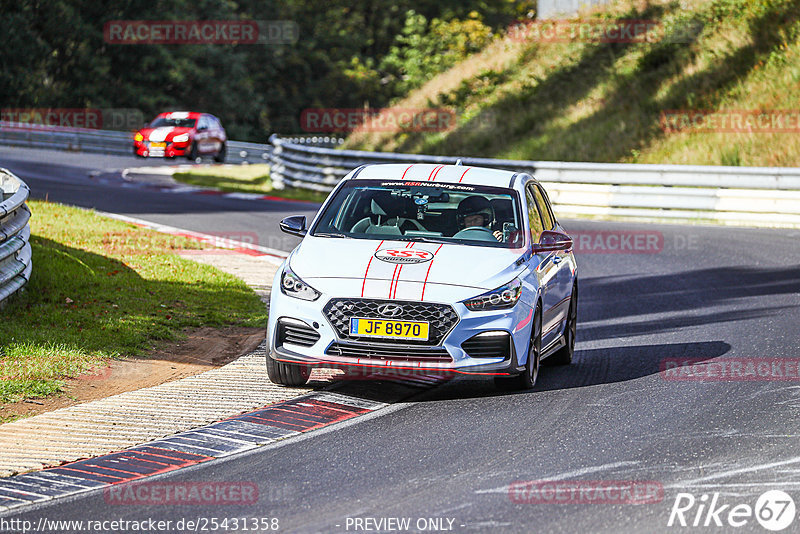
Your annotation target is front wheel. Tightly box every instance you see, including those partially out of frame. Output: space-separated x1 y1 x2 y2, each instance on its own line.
495 308 541 391
266 356 310 386
187 142 199 161
546 283 577 366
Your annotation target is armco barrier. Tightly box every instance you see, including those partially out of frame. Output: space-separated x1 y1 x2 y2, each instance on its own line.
0 121 273 165
0 169 32 305
268 134 800 228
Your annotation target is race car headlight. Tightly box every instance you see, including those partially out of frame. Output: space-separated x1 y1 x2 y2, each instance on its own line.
462 278 522 311
280 265 321 301
134 132 143 142
172 133 189 143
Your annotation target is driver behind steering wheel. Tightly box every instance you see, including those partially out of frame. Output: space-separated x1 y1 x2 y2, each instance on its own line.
457 196 503 241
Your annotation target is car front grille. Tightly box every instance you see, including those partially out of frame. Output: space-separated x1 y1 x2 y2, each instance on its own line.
461 332 512 359
277 319 320 348
323 298 459 346
325 343 452 363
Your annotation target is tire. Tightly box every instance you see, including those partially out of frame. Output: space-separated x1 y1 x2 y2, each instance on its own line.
495 307 541 391
214 142 226 163
187 142 199 161
546 283 577 366
266 356 311 386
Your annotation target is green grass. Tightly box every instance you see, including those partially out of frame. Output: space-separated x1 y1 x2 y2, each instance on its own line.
0 201 267 405
172 164 328 203
346 0 800 167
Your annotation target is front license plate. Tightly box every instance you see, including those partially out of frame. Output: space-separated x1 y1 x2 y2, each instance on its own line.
150 142 166 148
349 318 429 341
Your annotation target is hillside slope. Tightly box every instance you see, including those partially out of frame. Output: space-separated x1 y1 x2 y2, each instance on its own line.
345 0 800 167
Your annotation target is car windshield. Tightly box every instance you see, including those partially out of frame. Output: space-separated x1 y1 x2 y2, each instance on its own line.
311 179 523 248
149 117 196 128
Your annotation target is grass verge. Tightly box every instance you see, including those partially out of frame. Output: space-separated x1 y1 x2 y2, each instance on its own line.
0 200 267 406
172 164 328 203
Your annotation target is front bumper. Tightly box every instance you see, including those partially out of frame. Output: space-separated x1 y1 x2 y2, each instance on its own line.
133 140 190 158
267 277 534 377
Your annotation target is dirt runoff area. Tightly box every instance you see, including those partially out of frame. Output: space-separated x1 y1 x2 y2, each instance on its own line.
0 326 265 421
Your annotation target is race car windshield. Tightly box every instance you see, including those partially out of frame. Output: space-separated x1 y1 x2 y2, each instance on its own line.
149 117 197 128
311 180 524 248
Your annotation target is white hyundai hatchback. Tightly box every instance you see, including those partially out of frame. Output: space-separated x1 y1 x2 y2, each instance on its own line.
266 163 578 390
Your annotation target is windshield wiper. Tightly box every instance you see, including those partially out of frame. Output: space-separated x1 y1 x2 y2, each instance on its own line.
394 236 448 244
314 232 348 238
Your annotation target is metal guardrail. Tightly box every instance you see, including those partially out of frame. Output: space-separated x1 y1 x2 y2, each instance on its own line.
268 134 800 227
0 169 32 306
0 122 272 165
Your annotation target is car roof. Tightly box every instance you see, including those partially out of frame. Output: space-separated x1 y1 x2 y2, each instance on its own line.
352 163 525 188
156 111 203 119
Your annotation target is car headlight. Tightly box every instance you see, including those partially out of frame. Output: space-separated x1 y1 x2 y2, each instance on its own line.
280 264 321 301
173 133 189 143
462 278 522 311
134 132 143 142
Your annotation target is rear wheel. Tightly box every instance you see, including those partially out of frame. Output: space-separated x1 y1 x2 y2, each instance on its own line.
546 283 577 366
266 356 310 386
214 142 226 163
495 308 541 391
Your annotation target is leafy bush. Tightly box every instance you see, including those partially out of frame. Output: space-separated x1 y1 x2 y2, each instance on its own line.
378 11 493 94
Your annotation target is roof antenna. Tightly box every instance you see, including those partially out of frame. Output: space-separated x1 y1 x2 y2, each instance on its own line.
455 159 463 166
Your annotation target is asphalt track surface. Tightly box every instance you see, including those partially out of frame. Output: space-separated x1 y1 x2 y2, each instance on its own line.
2 146 800 533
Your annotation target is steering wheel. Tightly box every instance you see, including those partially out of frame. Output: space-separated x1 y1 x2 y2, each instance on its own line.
453 226 498 241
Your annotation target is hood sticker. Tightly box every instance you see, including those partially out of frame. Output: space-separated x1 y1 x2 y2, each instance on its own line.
375 249 433 265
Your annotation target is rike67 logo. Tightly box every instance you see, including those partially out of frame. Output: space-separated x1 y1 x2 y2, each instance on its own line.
668 490 796 531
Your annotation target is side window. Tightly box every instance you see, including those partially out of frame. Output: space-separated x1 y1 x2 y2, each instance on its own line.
525 188 544 244
532 185 555 230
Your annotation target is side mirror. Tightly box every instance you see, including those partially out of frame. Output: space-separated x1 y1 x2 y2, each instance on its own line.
532 230 573 254
197 124 207 131
279 215 307 237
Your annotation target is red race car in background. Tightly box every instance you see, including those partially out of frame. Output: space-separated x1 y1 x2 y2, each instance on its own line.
133 111 226 162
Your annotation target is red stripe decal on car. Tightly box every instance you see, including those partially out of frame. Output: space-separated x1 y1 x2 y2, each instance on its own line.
458 167 472 183
390 243 415 299
430 165 444 182
401 164 415 180
427 165 444 181
361 240 385 297
420 244 444 301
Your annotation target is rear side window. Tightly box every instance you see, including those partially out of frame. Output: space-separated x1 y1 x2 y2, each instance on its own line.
532 185 555 230
525 189 544 243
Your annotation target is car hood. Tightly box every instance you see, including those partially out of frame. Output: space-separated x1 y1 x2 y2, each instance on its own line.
291 236 526 302
139 126 193 142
